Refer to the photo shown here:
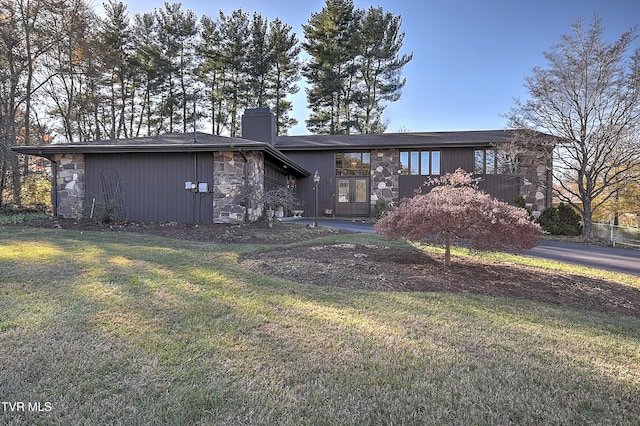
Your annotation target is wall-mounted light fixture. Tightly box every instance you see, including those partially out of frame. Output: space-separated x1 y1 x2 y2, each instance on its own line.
313 170 320 227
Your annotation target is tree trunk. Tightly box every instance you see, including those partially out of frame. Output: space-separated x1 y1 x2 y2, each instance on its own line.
444 232 451 267
582 198 594 241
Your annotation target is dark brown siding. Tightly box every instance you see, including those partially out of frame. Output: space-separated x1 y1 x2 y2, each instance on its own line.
398 147 521 204
399 174 520 204
441 147 475 174
477 174 521 204
85 152 214 222
283 151 337 215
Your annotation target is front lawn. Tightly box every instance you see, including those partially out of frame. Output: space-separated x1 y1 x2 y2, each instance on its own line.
1 227 639 425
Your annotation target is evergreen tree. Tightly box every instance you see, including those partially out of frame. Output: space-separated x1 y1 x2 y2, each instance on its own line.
267 18 300 135
198 11 300 136
302 0 359 134
218 9 250 137
302 0 412 135
97 0 134 139
197 14 230 135
247 13 271 108
355 6 413 134
156 2 198 134
132 11 165 136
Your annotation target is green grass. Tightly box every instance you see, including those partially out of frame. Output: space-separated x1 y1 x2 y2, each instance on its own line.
414 242 640 287
1 227 639 425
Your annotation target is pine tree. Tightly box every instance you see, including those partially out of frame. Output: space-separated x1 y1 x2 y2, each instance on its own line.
247 13 271 108
302 0 412 135
219 9 250 137
302 0 359 134
267 18 301 135
97 0 134 139
131 11 164 136
197 14 230 135
156 3 198 134
355 6 413 134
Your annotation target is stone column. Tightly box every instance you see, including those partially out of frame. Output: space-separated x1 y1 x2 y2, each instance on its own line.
54 153 85 219
370 149 400 209
213 151 264 223
519 150 552 215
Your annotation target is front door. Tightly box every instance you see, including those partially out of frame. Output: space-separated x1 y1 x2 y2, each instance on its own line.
335 177 370 216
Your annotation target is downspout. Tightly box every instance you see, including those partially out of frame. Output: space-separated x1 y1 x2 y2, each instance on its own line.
193 152 198 223
238 148 249 222
51 159 58 217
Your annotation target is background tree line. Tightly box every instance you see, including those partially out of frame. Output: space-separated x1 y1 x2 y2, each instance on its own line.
0 0 412 207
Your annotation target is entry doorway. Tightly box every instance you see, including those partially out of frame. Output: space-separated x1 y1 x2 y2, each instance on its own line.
335 177 370 216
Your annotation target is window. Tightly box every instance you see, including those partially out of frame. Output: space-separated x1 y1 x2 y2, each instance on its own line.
420 152 430 175
497 150 519 174
474 149 519 174
336 152 371 176
400 151 409 175
431 151 441 175
400 150 441 176
410 152 419 175
474 149 485 174
486 150 496 174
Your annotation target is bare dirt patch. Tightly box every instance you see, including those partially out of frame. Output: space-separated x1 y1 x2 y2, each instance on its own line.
14 217 640 318
241 243 640 318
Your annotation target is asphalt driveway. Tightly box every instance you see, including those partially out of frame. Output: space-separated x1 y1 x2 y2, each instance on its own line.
295 219 640 277
525 240 640 277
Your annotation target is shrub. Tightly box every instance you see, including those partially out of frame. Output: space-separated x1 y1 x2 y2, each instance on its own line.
370 200 393 221
20 173 52 207
375 169 542 266
514 195 534 220
537 203 582 236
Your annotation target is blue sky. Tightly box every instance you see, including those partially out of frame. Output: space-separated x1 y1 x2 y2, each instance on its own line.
113 0 640 135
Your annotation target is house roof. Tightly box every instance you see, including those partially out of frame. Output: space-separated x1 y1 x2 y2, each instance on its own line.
275 129 551 150
12 132 310 177
13 129 556 177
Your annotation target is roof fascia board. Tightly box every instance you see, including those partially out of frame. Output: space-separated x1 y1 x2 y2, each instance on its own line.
12 142 310 177
276 141 494 151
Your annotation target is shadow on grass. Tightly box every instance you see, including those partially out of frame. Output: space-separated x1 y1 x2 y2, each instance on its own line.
1 227 639 425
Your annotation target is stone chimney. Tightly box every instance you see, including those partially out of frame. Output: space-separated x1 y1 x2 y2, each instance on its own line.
241 108 276 145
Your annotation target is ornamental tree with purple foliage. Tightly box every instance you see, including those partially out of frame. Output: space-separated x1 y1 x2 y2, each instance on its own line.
374 169 542 266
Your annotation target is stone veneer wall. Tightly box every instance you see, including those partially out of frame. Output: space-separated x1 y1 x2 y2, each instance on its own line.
518 150 551 215
54 153 85 219
213 151 264 223
370 148 400 209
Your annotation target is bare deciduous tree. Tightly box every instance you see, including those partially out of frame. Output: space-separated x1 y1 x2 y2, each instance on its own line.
507 15 640 240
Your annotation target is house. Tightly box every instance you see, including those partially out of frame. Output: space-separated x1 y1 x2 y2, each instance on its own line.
13 108 553 223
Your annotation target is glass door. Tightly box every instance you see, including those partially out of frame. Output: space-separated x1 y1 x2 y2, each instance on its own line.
335 177 369 216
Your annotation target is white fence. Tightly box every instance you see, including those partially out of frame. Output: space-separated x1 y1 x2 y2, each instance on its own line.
592 223 640 248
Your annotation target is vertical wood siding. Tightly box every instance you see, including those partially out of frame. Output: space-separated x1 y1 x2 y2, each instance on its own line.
85 152 214 222
284 151 337 215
